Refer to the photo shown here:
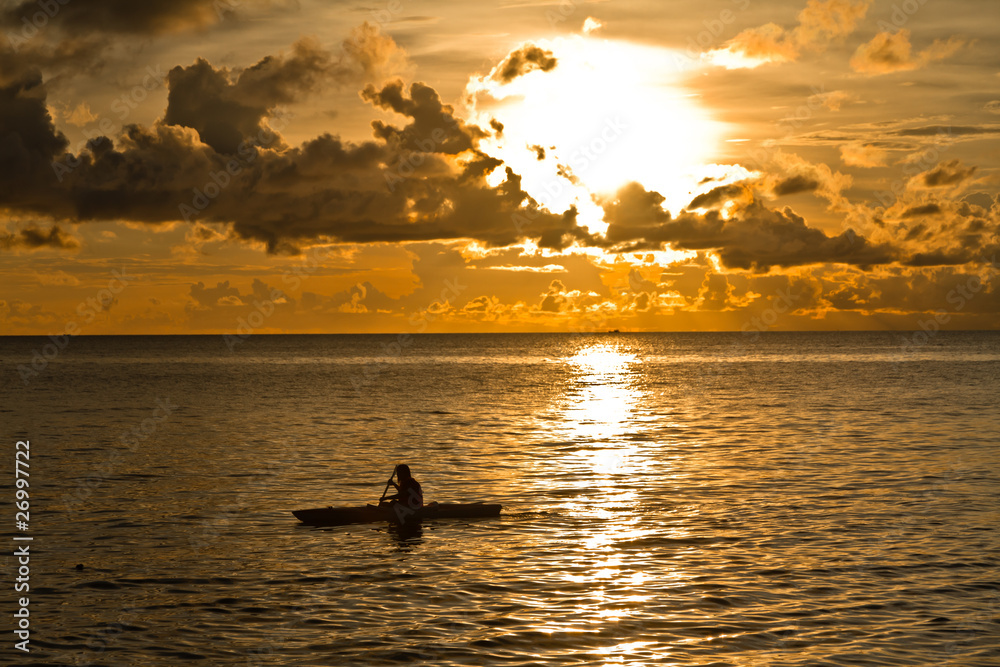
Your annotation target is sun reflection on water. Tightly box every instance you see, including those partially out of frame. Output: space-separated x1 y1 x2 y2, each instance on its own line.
561 343 649 492
563 344 639 443
540 342 694 663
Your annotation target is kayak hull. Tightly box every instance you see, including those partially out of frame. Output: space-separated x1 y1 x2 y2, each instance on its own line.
292 502 502 527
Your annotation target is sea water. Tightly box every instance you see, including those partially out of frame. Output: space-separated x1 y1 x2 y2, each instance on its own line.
1 332 998 665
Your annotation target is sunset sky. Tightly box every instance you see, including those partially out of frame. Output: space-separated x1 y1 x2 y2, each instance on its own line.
1 0 997 334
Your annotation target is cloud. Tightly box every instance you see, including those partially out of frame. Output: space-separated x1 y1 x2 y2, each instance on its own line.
824 267 1000 316
901 203 942 218
698 273 735 311
687 183 749 210
36 269 81 286
601 183 897 271
184 277 296 330
810 89 855 111
490 45 557 84
839 142 888 168
0 20 990 292
986 101 1000 115
794 0 871 45
0 41 594 256
340 22 412 83
706 22 796 69
362 79 485 154
706 0 871 68
461 294 503 317
63 103 98 127
872 184 1000 268
768 151 853 209
0 298 59 328
189 280 241 308
582 17 603 35
919 159 977 187
164 58 288 155
0 224 79 250
772 175 820 196
538 279 567 312
626 268 657 294
850 29 965 75
1 0 237 36
892 125 1000 137
0 33 110 86
327 281 398 313
165 28 407 153
0 73 70 187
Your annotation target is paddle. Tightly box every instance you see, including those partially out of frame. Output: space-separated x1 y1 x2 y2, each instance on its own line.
378 466 397 503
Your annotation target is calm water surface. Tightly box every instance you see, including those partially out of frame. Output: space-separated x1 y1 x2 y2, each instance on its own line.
1 332 999 666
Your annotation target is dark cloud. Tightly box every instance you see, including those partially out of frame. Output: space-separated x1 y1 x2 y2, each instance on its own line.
772 175 820 196
0 224 79 250
538 279 566 312
602 183 898 271
602 183 672 245
189 280 241 308
492 45 557 84
894 126 1000 137
0 37 109 84
904 250 976 267
362 79 485 154
326 281 398 313
1 0 234 36
921 160 977 187
886 192 1000 267
165 29 405 153
698 273 733 311
0 28 989 278
184 277 295 331
164 58 280 154
901 203 942 218
710 203 896 271
903 223 928 241
687 183 746 210
0 73 69 182
821 267 1000 320
0 49 591 255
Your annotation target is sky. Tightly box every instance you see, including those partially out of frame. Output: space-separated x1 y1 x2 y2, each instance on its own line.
0 0 998 334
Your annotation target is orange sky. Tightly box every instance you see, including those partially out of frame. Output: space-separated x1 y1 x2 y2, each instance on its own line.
1 0 998 334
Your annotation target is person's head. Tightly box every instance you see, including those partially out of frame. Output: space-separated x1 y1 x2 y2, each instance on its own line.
395 464 412 481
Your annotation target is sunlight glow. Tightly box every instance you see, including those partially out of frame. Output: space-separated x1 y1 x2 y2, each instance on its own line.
705 46 780 70
467 36 733 224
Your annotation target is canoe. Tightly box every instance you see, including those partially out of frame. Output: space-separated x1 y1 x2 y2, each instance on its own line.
292 502 502 527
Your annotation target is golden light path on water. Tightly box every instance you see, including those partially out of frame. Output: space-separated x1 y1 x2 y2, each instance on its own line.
538 343 694 663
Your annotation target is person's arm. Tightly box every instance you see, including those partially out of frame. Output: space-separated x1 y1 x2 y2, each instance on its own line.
381 479 401 502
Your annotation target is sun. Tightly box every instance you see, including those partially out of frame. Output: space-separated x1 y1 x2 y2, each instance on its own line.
466 35 732 231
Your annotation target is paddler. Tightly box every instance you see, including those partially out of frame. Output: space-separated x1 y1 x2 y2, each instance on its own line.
382 464 424 511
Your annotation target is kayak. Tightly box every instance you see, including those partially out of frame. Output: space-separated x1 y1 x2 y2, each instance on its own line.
292 502 502 527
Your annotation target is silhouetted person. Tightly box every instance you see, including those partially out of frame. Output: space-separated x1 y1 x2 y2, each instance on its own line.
383 464 423 512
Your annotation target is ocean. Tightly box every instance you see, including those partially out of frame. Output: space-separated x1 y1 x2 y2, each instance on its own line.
2 331 999 666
